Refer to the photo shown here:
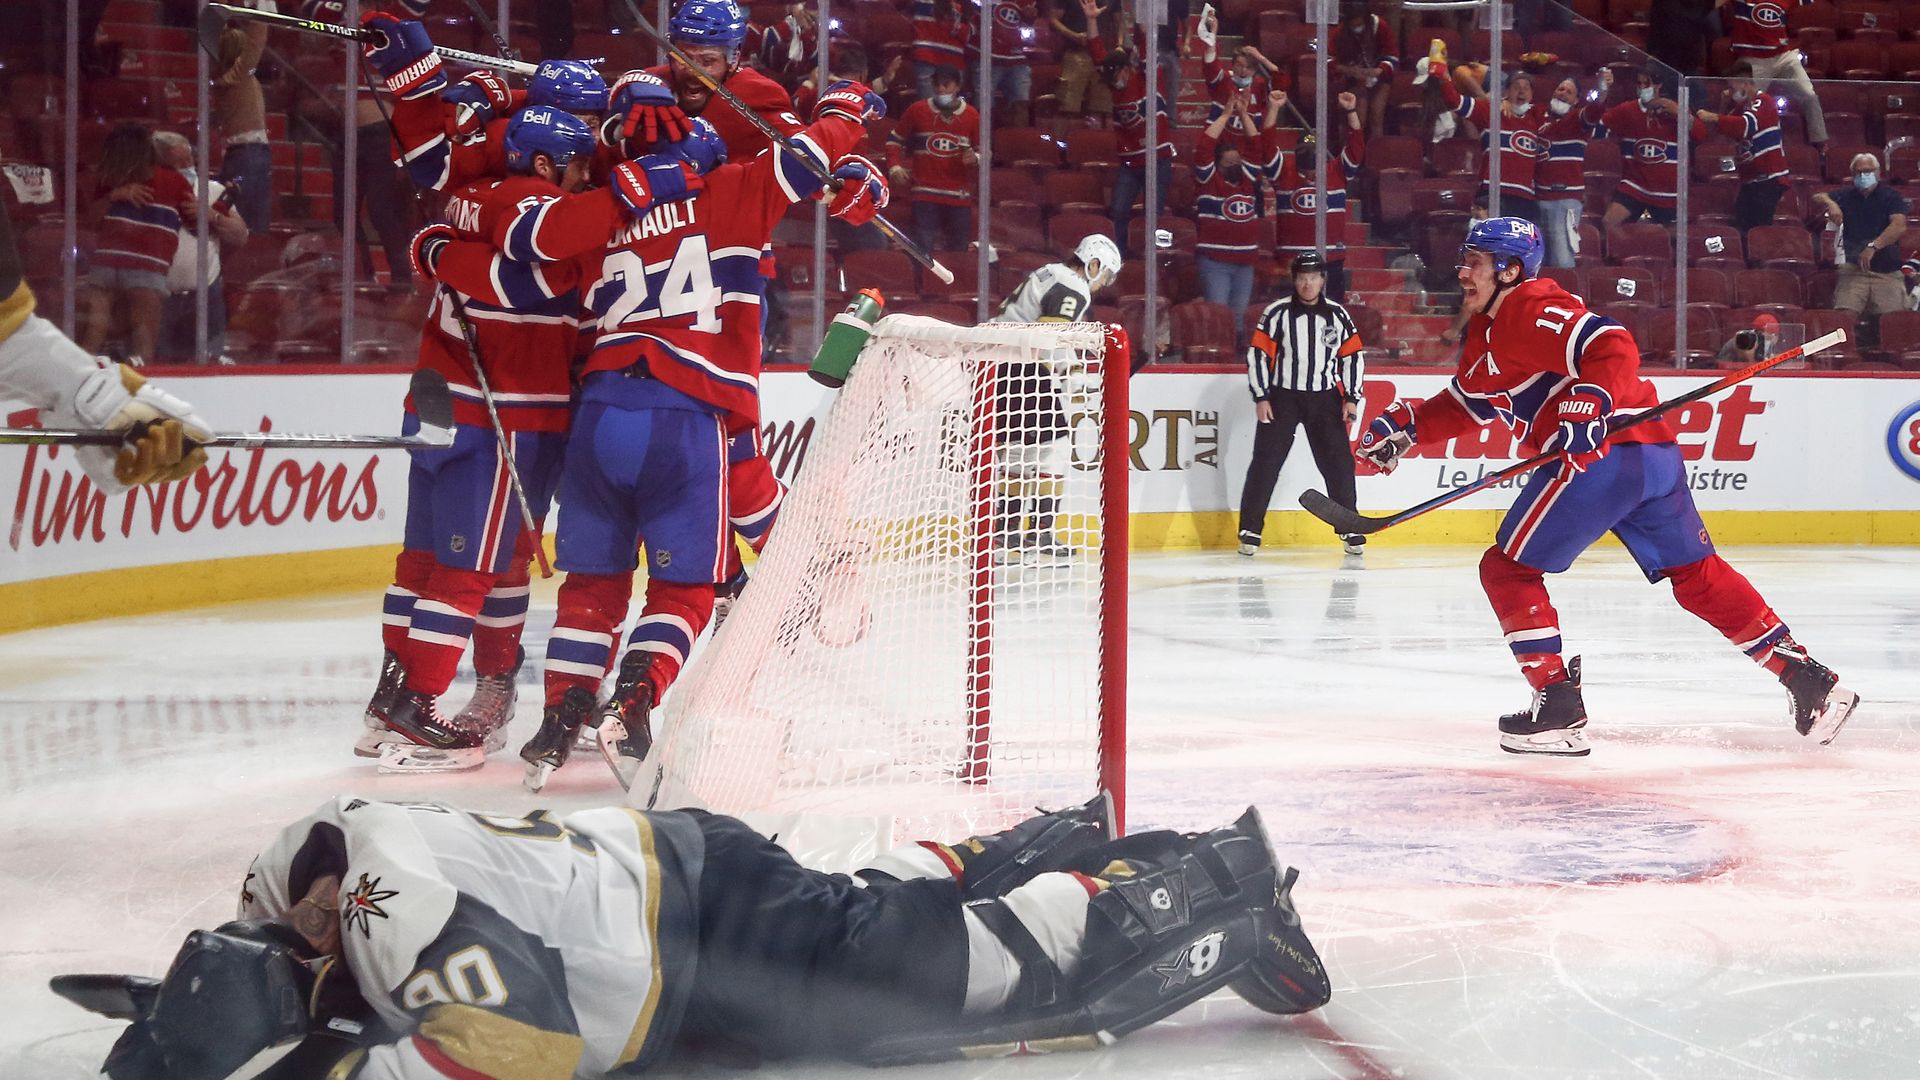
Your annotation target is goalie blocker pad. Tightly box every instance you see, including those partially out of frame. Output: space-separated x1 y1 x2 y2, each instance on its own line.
858 808 1331 1066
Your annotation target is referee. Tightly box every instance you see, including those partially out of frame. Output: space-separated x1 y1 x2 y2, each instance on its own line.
1238 252 1367 556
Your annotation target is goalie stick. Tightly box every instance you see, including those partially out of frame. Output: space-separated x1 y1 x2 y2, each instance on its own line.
605 0 957 284
197 2 538 75
0 368 455 451
1298 329 1846 536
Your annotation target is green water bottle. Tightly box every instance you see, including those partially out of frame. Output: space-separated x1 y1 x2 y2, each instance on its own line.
808 289 885 388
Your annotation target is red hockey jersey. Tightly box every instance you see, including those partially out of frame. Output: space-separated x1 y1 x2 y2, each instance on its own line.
481 118 866 427
887 99 980 206
1715 92 1789 186
1599 99 1706 209
1194 127 1275 264
1441 81 1548 201
1087 37 1174 166
1409 278 1673 456
418 175 580 432
643 65 804 162
1202 56 1272 157
906 0 972 66
1269 126 1363 258
389 92 512 193
1725 0 1807 59
1535 102 1607 196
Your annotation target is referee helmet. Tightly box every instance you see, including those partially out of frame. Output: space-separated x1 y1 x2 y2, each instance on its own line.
1290 252 1327 277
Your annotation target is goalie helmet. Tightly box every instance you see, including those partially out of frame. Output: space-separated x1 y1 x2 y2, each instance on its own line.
133 920 324 1080
528 59 609 114
504 106 597 174
670 0 748 50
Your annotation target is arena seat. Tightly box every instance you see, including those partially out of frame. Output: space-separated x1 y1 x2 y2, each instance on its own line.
1170 299 1238 357
840 250 918 304
1046 211 1112 257
1064 130 1120 169
1605 223 1671 265
1734 268 1806 308
1745 225 1817 274
1876 311 1920 357
918 252 981 300
990 167 1041 203
1589 267 1657 306
1671 266 1734 307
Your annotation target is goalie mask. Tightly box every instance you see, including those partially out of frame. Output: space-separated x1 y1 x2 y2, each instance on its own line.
114 920 326 1080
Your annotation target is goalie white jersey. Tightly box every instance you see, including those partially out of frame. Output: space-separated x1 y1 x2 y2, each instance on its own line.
238 797 701 1079
991 262 1095 324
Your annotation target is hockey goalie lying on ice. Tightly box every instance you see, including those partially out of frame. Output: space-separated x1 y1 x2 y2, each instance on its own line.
55 793 1330 1079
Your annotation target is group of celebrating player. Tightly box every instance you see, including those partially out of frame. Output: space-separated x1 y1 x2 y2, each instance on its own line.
344 0 894 791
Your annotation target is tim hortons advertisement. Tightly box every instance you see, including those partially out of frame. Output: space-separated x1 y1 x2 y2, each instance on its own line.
7 369 1920 585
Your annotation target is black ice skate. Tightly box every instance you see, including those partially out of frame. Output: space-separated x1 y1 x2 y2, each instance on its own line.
520 687 597 793
1498 657 1591 757
712 567 750 631
354 648 406 757
451 646 521 754
1774 642 1860 745
1341 533 1366 556
597 652 658 792
378 688 488 773
1238 529 1260 557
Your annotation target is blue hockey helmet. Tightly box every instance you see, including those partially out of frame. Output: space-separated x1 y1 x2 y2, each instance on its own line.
1460 216 1545 281
670 0 748 51
665 115 727 174
504 106 597 173
529 59 610 114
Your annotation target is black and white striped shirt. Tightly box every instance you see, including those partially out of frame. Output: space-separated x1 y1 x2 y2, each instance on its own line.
1246 296 1366 401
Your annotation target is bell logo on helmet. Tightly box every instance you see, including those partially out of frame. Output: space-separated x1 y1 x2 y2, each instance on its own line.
1153 929 1227 990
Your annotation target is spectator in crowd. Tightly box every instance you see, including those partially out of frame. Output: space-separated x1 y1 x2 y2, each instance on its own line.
334 93 418 291
1904 258 1920 311
1199 10 1280 162
212 22 273 232
905 0 973 101
1047 0 1112 140
151 132 247 363
80 123 192 367
534 0 576 60
1599 68 1702 229
1813 153 1910 343
1536 73 1608 268
1715 312 1779 368
1434 62 1547 231
1694 61 1789 238
1087 19 1174 260
889 65 981 253
1144 0 1191 74
1713 0 1826 149
973 0 1038 129
1270 90 1364 302
1333 6 1398 138
1194 91 1271 333
758 1 823 90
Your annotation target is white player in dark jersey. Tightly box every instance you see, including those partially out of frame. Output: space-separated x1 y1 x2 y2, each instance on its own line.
69 794 1329 1078
988 234 1120 562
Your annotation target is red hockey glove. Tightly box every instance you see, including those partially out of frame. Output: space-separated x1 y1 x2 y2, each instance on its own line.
813 79 886 124
826 154 889 225
1548 382 1613 474
408 222 456 283
1356 399 1417 473
608 70 692 147
445 70 516 136
360 12 445 99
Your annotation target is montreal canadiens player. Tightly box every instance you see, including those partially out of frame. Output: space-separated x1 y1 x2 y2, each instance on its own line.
360 107 601 774
73 793 1328 1079
1356 218 1859 755
431 80 891 790
0 206 210 490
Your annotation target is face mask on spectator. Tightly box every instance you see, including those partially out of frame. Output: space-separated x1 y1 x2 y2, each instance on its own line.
933 92 958 109
1510 100 1532 116
1637 86 1656 104
1855 171 1878 191
1549 98 1571 115
1232 74 1253 89
179 167 197 189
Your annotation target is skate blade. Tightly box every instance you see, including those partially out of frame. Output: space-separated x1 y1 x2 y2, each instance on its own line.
596 721 645 792
524 759 557 793
353 728 402 758
377 743 486 773
1807 685 1861 746
1498 729 1592 757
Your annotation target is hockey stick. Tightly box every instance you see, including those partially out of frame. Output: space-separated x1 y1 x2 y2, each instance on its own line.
0 368 456 450
198 2 538 75
1298 329 1846 536
457 0 521 64
440 287 556 579
605 0 957 284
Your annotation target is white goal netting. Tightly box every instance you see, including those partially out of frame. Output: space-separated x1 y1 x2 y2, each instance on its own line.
645 315 1125 862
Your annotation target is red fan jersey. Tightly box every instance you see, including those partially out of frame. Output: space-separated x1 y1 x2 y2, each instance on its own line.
1087 37 1174 166
482 118 866 428
974 0 1036 63
95 167 192 275
1715 92 1789 186
1410 278 1674 456
418 175 580 432
1194 128 1275 264
1599 99 1705 209
1202 55 1272 158
1725 0 1808 59
1441 81 1548 201
907 0 972 67
887 99 981 206
1269 126 1363 258
1535 102 1606 196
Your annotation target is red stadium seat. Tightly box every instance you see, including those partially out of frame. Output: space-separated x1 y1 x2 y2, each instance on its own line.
1368 135 1427 174
1064 129 1120 169
1821 111 1868 146
1687 225 1745 271
1828 41 1888 79
1541 266 1585 296
1605 222 1670 264
1589 267 1657 305
1805 308 1861 358
1824 143 1877 183
992 127 1060 169
1733 268 1805 307
990 167 1041 203
1430 138 1481 178
1672 266 1733 307
1877 310 1920 356
840 250 918 304
1745 225 1816 273
1883 113 1920 148
1169 299 1237 355
1040 170 1105 210
1046 211 1113 257
988 201 1046 252
1806 269 1839 308
919 251 982 300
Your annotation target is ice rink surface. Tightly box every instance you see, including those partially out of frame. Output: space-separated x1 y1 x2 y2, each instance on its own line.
4 545 1919 1079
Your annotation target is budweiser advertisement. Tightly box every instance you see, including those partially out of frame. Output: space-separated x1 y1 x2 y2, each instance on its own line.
7 370 1920 587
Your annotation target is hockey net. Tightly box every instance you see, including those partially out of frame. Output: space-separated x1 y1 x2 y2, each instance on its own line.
645 315 1127 865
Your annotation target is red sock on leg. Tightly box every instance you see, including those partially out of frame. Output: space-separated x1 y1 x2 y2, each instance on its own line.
403 565 496 696
545 573 633 706
622 577 716 697
1480 547 1567 690
472 527 538 677
1665 555 1792 674
383 549 436 655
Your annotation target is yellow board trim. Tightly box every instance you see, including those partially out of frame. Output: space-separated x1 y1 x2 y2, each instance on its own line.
0 512 1914 635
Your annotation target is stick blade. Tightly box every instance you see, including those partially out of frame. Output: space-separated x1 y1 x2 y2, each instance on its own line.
407 369 455 438
50 974 161 1021
1298 489 1374 535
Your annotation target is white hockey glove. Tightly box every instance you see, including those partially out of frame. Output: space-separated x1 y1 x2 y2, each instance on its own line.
67 362 213 488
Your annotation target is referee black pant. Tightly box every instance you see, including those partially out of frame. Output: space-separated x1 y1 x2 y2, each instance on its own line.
1238 388 1358 542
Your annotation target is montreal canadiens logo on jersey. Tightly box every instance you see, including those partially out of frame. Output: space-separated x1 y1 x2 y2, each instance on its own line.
1886 400 1920 482
994 1 1024 26
927 133 967 155
1224 194 1257 221
1747 2 1787 27
1510 130 1547 157
1634 138 1671 162
1289 189 1318 212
